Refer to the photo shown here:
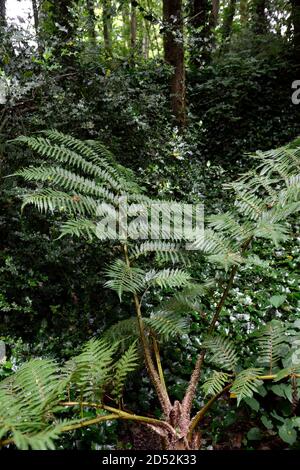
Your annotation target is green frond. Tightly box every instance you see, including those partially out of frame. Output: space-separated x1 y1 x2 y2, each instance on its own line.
104 259 146 300
103 318 140 345
145 311 190 341
65 338 117 401
207 213 254 244
113 342 139 401
0 360 69 450
12 425 64 450
203 371 231 397
235 192 266 220
157 281 215 315
42 131 124 185
203 335 238 371
13 135 122 191
230 368 263 405
188 229 242 271
14 166 117 203
21 189 99 216
2 359 63 414
145 268 191 289
130 241 180 259
58 218 97 239
255 321 287 372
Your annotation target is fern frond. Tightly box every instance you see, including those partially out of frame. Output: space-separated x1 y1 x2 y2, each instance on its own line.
113 342 139 401
104 259 146 300
14 166 117 203
203 335 238 371
145 268 191 289
203 371 231 397
58 218 97 239
13 136 122 191
255 321 287 372
145 311 190 341
21 189 99 216
230 368 263 405
102 318 140 345
65 338 117 401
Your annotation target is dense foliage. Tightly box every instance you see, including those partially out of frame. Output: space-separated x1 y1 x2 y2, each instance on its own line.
1 0 300 451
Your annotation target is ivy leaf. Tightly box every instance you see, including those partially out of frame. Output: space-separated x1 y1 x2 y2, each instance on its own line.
269 295 287 308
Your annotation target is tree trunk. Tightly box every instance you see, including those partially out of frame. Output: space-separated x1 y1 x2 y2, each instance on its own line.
103 0 113 56
163 0 186 128
211 0 220 27
86 0 97 44
251 0 268 34
32 0 39 33
0 0 6 27
291 0 300 62
221 0 237 42
130 1 137 52
189 0 210 66
240 0 248 24
40 0 76 65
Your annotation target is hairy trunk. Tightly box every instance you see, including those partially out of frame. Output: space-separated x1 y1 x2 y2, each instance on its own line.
163 0 186 128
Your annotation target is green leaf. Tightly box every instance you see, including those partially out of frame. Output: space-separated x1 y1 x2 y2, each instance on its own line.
261 415 273 430
270 295 287 308
247 427 261 441
244 397 260 412
278 423 297 445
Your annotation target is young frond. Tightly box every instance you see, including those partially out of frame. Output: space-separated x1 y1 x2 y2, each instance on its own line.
230 368 263 405
203 371 231 397
104 259 146 300
203 335 238 371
